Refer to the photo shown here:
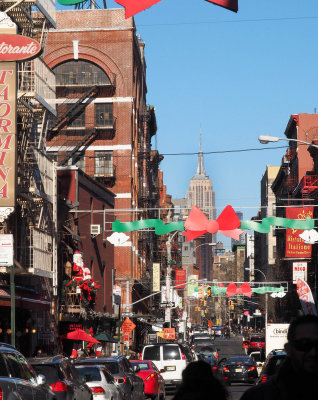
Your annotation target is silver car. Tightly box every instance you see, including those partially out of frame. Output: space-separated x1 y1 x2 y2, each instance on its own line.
75 365 123 400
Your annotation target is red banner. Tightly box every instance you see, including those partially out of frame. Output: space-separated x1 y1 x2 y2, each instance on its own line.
175 269 186 289
205 0 238 13
285 207 313 258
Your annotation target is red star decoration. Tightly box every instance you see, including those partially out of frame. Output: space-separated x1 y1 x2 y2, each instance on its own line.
114 0 163 19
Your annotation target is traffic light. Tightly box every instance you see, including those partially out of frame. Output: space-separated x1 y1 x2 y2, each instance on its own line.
206 286 211 298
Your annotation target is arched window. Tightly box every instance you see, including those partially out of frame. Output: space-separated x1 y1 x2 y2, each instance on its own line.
54 60 111 86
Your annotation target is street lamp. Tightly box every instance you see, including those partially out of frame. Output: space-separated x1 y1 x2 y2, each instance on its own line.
245 268 268 328
258 135 318 149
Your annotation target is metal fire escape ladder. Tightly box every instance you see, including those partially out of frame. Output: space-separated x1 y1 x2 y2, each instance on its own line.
58 129 96 166
48 86 99 138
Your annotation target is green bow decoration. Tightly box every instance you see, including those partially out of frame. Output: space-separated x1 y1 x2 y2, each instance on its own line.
240 217 314 233
112 219 184 235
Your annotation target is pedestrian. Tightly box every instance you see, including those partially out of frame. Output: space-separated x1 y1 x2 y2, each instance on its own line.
240 314 318 400
172 360 228 400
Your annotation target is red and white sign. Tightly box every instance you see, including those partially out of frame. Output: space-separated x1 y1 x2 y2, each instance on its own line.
0 35 41 62
285 207 313 258
296 278 318 316
163 328 175 340
175 269 186 289
123 333 129 342
293 262 307 284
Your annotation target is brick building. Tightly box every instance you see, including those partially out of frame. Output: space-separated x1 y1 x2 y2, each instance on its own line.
45 8 166 335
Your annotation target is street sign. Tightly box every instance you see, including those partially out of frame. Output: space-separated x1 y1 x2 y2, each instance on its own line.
122 312 134 317
160 302 175 308
0 235 13 266
163 328 175 340
121 318 136 333
123 333 129 341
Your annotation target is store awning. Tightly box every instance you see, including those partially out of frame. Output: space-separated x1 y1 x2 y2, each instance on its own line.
0 288 50 311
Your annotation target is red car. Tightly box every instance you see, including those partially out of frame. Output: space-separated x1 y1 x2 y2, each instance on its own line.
130 360 165 400
248 336 265 354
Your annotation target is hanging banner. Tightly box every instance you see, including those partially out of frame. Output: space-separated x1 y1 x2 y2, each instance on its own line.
285 207 313 258
187 275 198 298
152 263 160 292
175 269 186 289
293 262 307 284
296 278 318 316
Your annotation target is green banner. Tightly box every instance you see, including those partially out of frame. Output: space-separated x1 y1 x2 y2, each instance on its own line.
241 217 314 233
112 217 314 235
57 0 86 5
112 219 184 235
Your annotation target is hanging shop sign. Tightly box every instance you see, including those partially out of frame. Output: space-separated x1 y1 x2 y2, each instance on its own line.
152 263 160 292
285 207 313 258
0 234 13 266
0 35 41 62
175 269 186 289
292 262 307 284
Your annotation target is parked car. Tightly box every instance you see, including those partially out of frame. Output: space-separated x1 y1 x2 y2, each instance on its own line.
256 350 287 384
0 342 55 400
75 356 144 400
130 360 165 400
75 364 123 400
247 336 265 354
222 356 258 385
29 355 92 400
140 343 190 394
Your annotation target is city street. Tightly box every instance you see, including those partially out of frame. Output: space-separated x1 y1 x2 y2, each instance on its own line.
166 335 251 400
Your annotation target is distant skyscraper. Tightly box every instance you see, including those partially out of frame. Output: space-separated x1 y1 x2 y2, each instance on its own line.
186 130 216 221
231 211 245 246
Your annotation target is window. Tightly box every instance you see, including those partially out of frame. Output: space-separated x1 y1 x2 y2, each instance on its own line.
163 345 181 361
54 61 111 86
143 346 160 361
95 151 113 176
4 352 36 381
95 104 113 127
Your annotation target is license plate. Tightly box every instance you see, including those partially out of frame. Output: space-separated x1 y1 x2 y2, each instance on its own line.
166 366 176 371
235 368 242 372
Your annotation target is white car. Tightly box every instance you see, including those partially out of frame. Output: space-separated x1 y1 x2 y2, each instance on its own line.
75 364 123 400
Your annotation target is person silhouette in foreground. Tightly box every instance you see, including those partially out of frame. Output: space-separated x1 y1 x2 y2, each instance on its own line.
173 360 228 400
241 314 318 400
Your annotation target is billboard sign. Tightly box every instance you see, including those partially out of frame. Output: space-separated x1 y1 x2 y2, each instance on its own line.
285 207 313 258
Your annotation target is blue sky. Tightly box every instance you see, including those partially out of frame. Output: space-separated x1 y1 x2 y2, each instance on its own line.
56 0 318 239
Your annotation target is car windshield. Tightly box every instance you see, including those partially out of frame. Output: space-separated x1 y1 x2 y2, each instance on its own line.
227 357 252 365
250 337 265 342
251 353 262 362
199 347 214 353
132 362 149 370
31 365 64 384
76 366 101 382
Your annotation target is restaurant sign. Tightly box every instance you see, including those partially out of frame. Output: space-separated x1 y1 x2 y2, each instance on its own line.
0 34 41 62
285 207 313 258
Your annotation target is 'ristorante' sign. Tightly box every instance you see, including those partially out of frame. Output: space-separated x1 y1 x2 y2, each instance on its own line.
0 34 41 62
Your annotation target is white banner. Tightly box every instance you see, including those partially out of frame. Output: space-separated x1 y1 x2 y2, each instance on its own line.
153 263 160 292
296 278 318 316
293 262 307 284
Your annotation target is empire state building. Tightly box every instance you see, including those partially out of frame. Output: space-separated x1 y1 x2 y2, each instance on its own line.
186 134 216 222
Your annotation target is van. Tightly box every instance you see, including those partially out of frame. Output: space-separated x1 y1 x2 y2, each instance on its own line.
141 343 191 393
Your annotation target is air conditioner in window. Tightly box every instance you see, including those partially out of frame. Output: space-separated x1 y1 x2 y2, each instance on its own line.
90 224 101 237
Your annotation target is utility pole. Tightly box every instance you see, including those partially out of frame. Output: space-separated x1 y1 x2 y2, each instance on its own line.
166 239 172 328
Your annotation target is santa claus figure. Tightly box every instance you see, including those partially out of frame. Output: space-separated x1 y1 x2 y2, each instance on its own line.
73 251 85 282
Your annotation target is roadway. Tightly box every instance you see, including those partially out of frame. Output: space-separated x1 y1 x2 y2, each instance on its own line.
166 334 253 400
